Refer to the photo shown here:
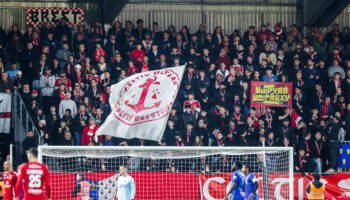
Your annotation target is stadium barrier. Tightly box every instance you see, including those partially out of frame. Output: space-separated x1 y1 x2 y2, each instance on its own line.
48 172 350 200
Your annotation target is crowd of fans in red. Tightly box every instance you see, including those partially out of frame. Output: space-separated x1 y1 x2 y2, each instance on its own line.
0 17 349 174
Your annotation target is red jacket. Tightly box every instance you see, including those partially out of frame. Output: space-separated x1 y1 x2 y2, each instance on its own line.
130 49 146 65
81 125 102 145
127 66 140 76
215 55 231 69
257 31 271 49
95 48 105 61
55 77 72 91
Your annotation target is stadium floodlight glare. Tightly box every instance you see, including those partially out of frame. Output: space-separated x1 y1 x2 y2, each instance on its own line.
39 146 293 200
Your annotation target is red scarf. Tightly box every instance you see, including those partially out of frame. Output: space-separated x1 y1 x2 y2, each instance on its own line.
234 113 241 122
217 139 223 146
229 127 235 142
321 103 329 118
220 90 225 102
177 41 183 54
266 115 272 129
176 140 184 146
269 41 275 52
315 141 322 156
241 137 248 146
187 131 191 143
77 72 82 83
60 90 65 100
305 141 310 153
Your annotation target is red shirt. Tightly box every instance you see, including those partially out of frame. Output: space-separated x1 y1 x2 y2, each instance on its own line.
127 66 140 76
81 125 102 145
95 48 105 61
3 170 17 200
183 99 201 116
130 49 146 65
87 74 102 83
15 161 51 200
55 77 72 91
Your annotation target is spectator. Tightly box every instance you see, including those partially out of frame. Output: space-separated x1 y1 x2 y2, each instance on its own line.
310 132 328 174
262 67 278 82
212 131 228 147
7 63 18 79
59 92 77 118
182 105 196 128
81 117 102 146
132 19 148 42
59 132 74 146
89 18 105 44
102 135 115 146
130 43 146 66
0 72 13 93
328 59 345 81
40 67 55 111
326 117 344 173
215 48 231 67
1 16 350 174
21 131 37 162
56 42 72 62
54 18 72 42
73 104 90 146
294 148 311 175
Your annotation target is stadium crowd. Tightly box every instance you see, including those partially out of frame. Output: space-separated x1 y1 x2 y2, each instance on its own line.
0 17 349 174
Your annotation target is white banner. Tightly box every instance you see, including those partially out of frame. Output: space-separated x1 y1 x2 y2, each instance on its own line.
25 8 85 27
96 65 186 141
0 93 11 133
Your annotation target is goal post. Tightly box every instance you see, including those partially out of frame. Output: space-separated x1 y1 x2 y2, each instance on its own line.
38 146 294 200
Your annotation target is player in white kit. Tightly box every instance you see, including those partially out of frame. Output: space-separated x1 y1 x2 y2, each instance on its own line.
115 165 135 200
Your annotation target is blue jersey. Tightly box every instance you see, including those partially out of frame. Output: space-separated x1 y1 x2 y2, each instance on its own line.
245 173 259 200
231 170 245 200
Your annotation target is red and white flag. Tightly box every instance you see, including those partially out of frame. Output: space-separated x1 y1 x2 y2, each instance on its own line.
291 109 302 128
0 93 11 133
96 65 185 141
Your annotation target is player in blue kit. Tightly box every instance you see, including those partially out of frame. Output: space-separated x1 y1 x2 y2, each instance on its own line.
225 162 245 200
243 164 259 200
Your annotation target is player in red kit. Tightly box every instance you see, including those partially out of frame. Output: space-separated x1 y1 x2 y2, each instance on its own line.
3 161 17 200
15 148 51 200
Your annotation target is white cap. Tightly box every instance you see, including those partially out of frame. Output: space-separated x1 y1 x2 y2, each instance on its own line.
75 64 81 69
39 120 46 126
17 70 22 75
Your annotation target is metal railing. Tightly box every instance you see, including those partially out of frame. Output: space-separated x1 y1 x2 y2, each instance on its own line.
12 89 41 161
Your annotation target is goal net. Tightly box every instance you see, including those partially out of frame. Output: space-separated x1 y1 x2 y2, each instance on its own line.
38 146 294 200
